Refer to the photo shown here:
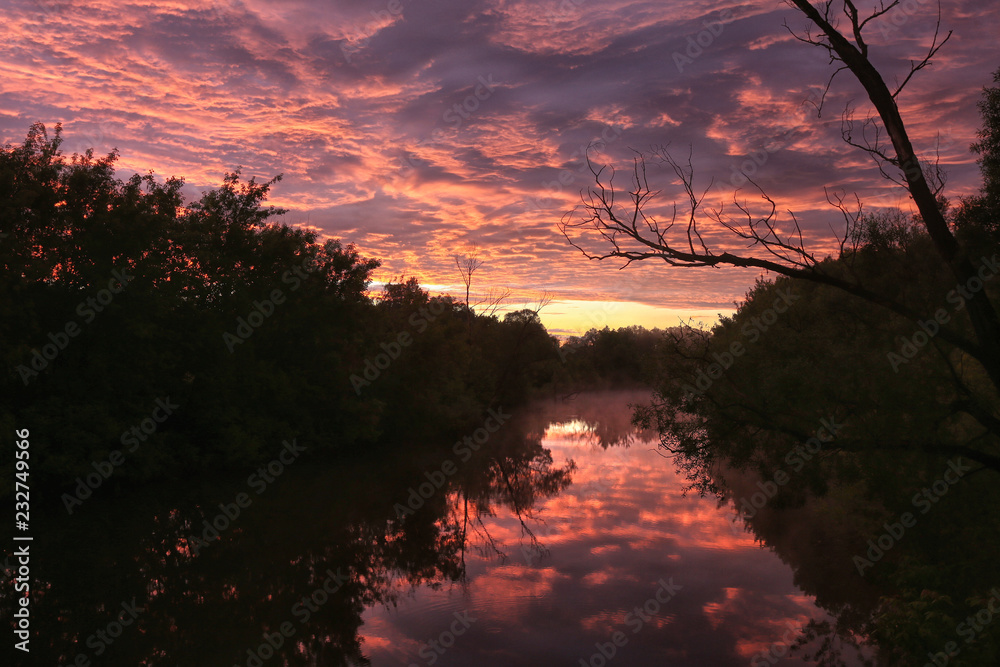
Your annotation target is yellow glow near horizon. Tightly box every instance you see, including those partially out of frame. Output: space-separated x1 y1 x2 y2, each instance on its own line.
536 300 732 338
372 280 733 338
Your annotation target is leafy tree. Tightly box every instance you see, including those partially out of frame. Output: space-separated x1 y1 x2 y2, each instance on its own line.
558 325 665 388
563 4 1000 440
0 123 382 487
627 74 1000 665
0 122 633 495
953 66 1000 247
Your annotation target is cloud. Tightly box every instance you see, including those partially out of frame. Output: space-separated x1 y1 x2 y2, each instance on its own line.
2 0 995 326
359 391 845 665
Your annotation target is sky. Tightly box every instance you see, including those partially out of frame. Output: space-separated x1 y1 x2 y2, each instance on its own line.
359 390 870 665
2 0 997 335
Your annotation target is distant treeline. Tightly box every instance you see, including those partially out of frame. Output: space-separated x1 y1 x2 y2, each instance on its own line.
0 123 664 490
626 74 1000 666
556 325 666 388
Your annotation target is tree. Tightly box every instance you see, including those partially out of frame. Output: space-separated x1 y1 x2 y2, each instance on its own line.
953 67 1000 247
454 249 510 325
0 124 384 484
972 66 1000 208
562 1 1000 439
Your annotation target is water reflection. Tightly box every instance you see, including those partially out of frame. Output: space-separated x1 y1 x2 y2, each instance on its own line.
0 397 572 666
2 390 875 665
361 390 870 666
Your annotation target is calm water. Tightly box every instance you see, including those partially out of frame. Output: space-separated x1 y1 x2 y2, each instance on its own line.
358 390 866 666
3 389 873 665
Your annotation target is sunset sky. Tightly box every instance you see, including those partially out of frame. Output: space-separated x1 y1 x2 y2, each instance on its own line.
2 0 996 335
360 392 848 665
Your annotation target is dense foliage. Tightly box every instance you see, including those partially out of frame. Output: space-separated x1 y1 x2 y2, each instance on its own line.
0 124 658 493
556 324 666 388
634 70 1000 665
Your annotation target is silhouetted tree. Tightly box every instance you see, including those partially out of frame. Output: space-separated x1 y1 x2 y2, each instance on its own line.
563 4 1000 439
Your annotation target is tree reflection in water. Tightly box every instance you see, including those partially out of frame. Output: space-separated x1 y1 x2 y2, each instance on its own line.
0 406 575 666
647 398 1000 666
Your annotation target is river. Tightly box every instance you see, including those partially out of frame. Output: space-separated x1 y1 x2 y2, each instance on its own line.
357 389 868 666
2 389 875 665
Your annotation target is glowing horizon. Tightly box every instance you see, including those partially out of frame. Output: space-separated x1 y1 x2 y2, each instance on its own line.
2 0 995 333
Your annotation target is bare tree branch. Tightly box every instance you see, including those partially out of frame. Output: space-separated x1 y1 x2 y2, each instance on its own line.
892 3 952 99
567 0 1000 393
